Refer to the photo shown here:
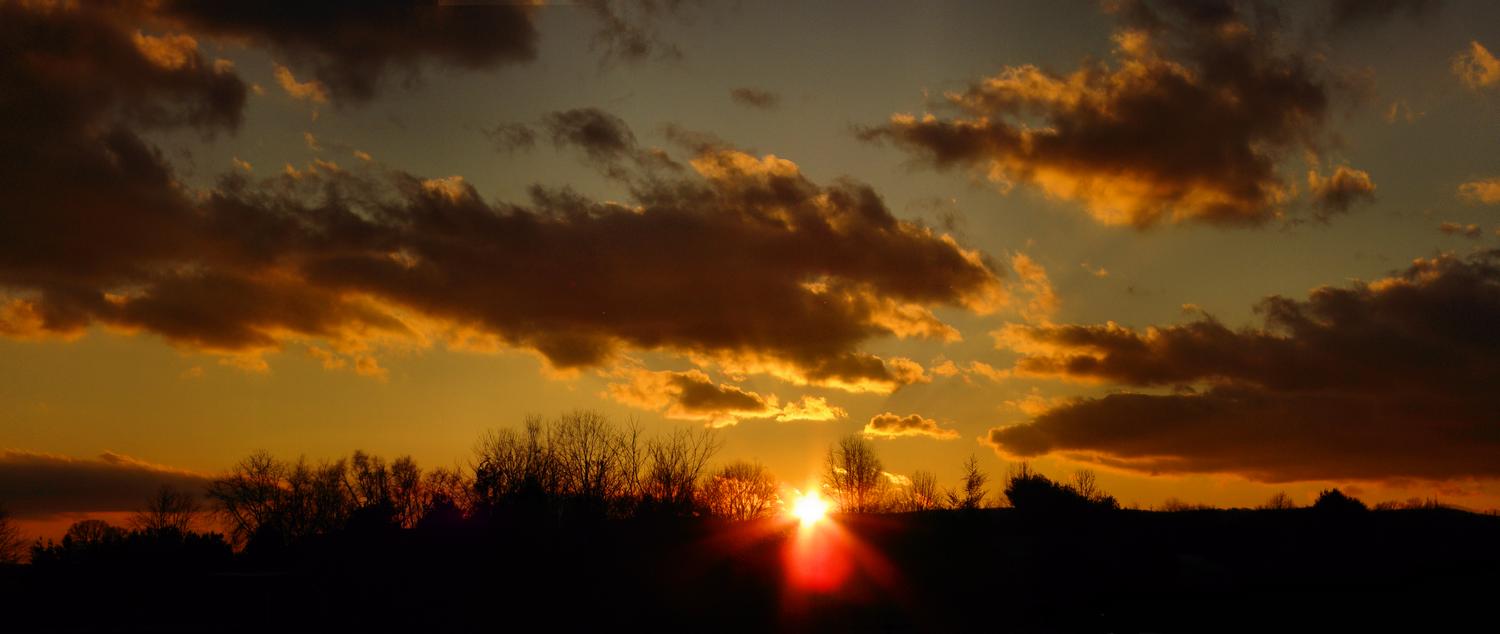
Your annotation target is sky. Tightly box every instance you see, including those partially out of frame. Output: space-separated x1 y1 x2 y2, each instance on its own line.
4 0 1500 540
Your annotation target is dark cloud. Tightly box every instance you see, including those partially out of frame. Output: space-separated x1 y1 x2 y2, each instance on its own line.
0 451 212 519
0 2 246 337
543 107 638 163
863 413 959 439
605 368 847 426
485 122 537 154
156 0 538 103
1308 166 1376 217
730 88 781 110
605 368 773 426
1 40 1001 392
860 0 1350 228
577 0 691 64
1327 0 1441 31
989 251 1500 482
0 5 1001 392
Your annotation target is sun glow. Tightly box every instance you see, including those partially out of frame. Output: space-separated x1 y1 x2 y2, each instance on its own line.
791 491 829 527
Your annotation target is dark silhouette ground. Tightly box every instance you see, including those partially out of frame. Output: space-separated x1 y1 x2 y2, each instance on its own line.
3 506 1497 633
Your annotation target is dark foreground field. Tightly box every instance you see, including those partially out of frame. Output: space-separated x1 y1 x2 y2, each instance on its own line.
5 507 1498 633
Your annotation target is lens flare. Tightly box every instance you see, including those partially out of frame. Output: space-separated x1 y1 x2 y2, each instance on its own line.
791 491 828 527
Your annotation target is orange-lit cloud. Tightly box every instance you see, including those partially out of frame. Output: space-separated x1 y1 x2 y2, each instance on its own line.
1452 41 1500 90
273 63 327 103
988 251 1500 482
1308 166 1376 217
1459 177 1500 204
1439 222 1481 238
860 0 1351 227
863 413 959 440
605 367 847 427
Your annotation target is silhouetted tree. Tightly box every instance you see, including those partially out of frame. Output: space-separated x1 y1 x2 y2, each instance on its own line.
66 519 125 546
946 455 989 510
132 485 201 533
1003 462 1117 513
900 470 942 511
1070 469 1119 509
1160 498 1214 511
0 503 24 564
420 465 473 518
702 461 779 520
206 450 288 547
1312 488 1367 513
824 434 886 513
552 410 637 514
1260 491 1297 510
642 427 720 514
473 416 562 514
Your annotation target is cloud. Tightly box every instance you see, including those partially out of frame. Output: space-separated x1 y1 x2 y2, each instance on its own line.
988 251 1500 482
485 122 538 154
274 64 328 104
863 412 959 440
1326 0 1441 31
156 0 538 103
576 0 690 65
605 367 847 427
0 5 1003 393
860 0 1347 228
775 396 846 422
0 2 247 339
730 88 781 110
1009 253 1058 320
606 367 775 427
1384 100 1423 124
1452 41 1500 90
1459 177 1500 204
0 450 213 518
543 107 639 164
1307 166 1376 217
1439 222 1481 238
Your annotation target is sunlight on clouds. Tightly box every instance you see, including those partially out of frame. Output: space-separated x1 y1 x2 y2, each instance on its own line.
274 63 328 104
1458 177 1500 204
131 31 199 70
1452 41 1500 90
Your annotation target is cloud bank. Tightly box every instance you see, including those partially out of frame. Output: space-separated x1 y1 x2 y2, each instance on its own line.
989 251 1500 482
861 0 1366 227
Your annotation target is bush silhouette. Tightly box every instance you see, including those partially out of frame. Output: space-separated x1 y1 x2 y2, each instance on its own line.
1003 463 1118 513
1312 488 1368 513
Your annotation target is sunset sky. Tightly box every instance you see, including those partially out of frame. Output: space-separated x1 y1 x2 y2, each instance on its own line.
4 0 1500 540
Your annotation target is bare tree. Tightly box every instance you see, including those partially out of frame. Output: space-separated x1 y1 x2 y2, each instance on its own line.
643 427 721 512
946 455 989 510
823 434 886 513
1260 491 1297 510
473 416 561 507
702 461 779 520
552 410 632 504
421 465 473 515
64 519 123 546
131 485 201 533
207 450 288 547
0 503 24 564
900 470 942 511
1070 470 1099 501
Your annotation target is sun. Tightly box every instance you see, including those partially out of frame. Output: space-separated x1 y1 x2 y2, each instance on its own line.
791 491 829 527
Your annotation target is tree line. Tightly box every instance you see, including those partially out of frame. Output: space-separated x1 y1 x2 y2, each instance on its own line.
0 410 1449 565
